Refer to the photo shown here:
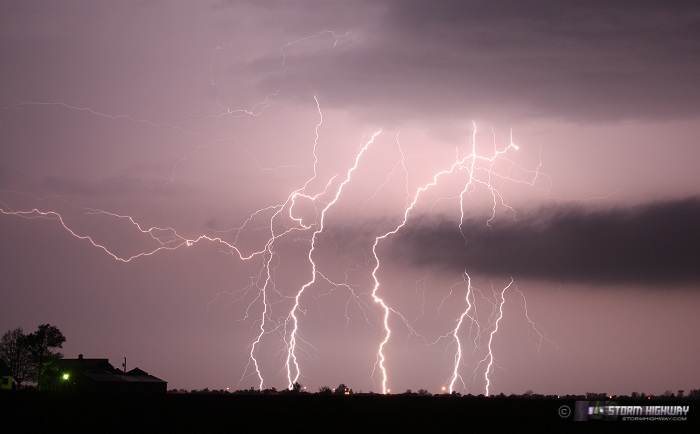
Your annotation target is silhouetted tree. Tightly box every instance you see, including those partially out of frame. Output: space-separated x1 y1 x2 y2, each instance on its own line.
318 386 332 395
416 389 431 397
291 382 302 393
26 324 65 389
0 327 33 387
168 389 189 394
334 383 349 395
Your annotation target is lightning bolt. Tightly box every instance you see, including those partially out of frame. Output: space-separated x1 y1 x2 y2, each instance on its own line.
481 278 510 396
365 123 550 395
285 129 382 389
4 100 206 136
281 30 351 66
1 32 556 395
447 272 475 394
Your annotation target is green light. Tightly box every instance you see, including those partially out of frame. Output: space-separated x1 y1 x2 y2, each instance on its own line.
62 373 70 380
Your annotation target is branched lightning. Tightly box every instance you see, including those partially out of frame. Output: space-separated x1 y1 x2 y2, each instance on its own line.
281 30 351 66
514 286 557 352
447 273 475 393
285 129 382 389
364 121 548 394
5 100 206 136
481 278 510 396
1 32 556 396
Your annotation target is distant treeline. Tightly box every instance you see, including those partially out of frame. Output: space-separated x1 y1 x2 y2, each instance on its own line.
168 386 700 400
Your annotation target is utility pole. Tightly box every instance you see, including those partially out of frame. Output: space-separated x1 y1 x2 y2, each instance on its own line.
122 357 127 373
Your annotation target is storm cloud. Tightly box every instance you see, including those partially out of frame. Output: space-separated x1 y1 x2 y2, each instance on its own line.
2 0 700 394
391 197 700 286
250 0 700 123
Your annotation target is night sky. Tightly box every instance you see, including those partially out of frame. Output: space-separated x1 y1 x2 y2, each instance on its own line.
2 1 699 395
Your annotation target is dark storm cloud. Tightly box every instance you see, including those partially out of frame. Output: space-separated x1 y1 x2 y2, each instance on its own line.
251 0 700 123
390 197 700 286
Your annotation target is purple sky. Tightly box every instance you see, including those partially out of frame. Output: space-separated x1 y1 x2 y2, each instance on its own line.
2 1 699 395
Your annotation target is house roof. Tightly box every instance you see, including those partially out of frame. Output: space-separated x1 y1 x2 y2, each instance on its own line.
55 357 166 384
121 373 165 383
83 371 166 384
55 358 115 374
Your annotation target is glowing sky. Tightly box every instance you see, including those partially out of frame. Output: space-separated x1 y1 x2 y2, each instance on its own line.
2 1 700 395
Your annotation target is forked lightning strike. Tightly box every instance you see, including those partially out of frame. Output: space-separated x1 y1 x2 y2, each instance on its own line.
365 122 546 395
1 32 554 395
285 130 382 389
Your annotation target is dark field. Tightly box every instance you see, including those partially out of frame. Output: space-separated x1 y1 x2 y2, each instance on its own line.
2 393 695 433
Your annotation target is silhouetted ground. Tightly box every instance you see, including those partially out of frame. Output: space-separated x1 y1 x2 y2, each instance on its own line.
2 392 696 432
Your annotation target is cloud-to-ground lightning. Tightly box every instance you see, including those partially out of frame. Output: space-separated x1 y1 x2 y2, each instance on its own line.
481 279 510 397
363 122 550 395
0 106 552 394
285 129 382 389
446 273 475 394
0 32 555 396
